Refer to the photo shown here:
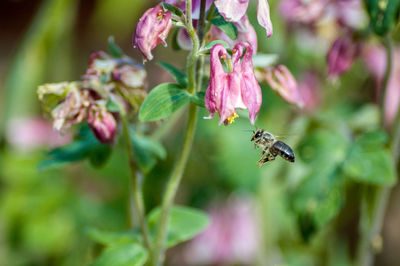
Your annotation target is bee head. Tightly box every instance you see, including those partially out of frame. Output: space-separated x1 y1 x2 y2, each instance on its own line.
251 129 264 141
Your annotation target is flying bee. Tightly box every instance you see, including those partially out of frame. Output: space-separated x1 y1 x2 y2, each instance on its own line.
250 129 295 166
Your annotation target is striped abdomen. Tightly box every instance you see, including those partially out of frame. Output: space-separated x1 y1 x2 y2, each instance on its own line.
271 140 295 162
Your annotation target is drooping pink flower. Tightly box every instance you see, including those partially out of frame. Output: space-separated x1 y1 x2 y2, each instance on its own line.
205 43 262 125
364 45 400 127
215 0 273 38
265 65 304 108
87 104 117 144
133 4 173 62
327 34 360 77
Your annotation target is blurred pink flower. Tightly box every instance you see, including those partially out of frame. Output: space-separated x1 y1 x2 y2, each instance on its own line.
327 34 360 77
6 117 71 152
133 4 173 62
279 0 329 26
364 45 400 127
298 71 321 112
215 0 273 38
205 43 262 125
264 65 304 108
182 197 260 265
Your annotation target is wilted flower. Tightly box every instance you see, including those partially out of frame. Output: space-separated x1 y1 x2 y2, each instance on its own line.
180 197 260 265
364 45 400 127
327 34 360 77
87 104 117 144
264 65 304 108
133 4 173 62
215 0 273 38
205 42 262 125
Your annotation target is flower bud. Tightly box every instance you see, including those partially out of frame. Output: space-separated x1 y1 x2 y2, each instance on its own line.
133 4 172 62
87 104 117 144
265 65 304 108
327 35 360 77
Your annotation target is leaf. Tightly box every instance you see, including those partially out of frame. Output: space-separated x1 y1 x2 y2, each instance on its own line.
158 62 188 87
38 124 112 170
162 2 185 18
106 98 121 112
131 132 167 173
147 206 210 248
91 242 147 266
86 228 140 246
343 131 395 186
210 16 238 40
189 91 205 108
366 0 400 36
108 36 123 58
139 83 190 122
203 40 230 51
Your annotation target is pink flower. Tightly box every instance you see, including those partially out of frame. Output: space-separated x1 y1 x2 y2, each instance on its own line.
327 34 360 77
214 0 273 38
87 104 117 144
364 45 400 127
265 65 304 108
205 43 262 125
298 71 321 112
279 0 329 26
181 197 260 265
133 4 173 62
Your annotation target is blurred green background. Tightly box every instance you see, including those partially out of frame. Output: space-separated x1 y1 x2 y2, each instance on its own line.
1 0 400 265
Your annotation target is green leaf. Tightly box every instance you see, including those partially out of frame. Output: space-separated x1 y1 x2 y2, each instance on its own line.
162 2 185 18
131 132 167 173
147 206 210 248
86 228 140 246
367 0 400 36
108 36 123 58
190 91 205 108
38 124 112 170
210 16 238 40
343 131 395 186
91 242 147 266
203 40 230 51
106 98 121 112
139 83 190 122
158 62 188 87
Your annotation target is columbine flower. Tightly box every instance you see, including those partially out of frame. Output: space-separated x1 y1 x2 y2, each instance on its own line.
327 34 360 77
205 42 262 125
87 104 117 144
214 0 273 38
133 4 172 62
264 65 304 108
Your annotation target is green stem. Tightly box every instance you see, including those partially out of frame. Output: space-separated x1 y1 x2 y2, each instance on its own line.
151 1 201 265
357 35 394 266
121 115 152 251
195 0 207 92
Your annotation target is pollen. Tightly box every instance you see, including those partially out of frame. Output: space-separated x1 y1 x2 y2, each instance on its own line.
226 111 239 125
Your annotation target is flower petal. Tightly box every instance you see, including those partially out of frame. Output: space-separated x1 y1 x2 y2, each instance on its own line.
215 0 249 22
257 0 273 38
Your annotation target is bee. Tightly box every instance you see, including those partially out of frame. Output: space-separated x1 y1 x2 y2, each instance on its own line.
250 128 295 166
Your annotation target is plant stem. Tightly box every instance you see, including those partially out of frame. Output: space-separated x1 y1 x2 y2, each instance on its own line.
357 35 394 266
195 0 207 92
121 115 152 251
151 1 201 265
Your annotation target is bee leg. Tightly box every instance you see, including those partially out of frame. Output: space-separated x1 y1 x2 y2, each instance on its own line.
257 153 275 167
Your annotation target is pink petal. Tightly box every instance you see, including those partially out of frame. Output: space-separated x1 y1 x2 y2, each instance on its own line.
215 0 249 22
257 0 273 38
